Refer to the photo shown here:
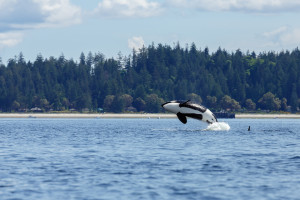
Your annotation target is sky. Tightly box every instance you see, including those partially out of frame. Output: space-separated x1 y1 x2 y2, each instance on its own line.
1 0 300 63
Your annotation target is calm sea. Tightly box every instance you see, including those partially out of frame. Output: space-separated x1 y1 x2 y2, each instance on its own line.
0 118 299 200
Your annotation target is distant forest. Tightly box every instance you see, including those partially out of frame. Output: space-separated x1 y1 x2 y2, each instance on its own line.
1 43 300 113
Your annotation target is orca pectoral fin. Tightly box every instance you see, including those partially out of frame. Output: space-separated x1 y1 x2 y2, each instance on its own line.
177 113 187 124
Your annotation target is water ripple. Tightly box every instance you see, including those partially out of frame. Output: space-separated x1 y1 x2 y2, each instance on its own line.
0 118 299 200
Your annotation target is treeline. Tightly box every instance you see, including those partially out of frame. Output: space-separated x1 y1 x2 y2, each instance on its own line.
0 43 300 113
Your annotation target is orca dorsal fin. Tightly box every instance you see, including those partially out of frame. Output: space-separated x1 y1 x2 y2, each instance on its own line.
179 100 190 107
177 112 187 124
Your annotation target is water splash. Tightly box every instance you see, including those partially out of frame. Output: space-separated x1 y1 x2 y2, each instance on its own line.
204 122 230 131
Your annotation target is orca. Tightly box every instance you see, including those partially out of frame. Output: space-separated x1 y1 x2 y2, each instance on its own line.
162 100 218 124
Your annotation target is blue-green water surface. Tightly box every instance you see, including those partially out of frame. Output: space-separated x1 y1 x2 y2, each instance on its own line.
0 118 299 200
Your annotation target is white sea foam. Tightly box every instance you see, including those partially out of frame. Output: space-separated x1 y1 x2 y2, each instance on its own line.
204 122 230 131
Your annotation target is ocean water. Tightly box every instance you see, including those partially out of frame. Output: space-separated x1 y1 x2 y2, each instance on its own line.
0 118 299 200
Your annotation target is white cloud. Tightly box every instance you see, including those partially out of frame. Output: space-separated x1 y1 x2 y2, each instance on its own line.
262 26 300 48
263 26 288 37
166 0 300 12
94 0 162 18
35 0 82 27
0 0 82 31
279 28 300 45
128 36 145 50
0 32 23 49
0 0 82 53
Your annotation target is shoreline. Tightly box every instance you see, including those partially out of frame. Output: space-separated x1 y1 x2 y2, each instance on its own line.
0 113 300 119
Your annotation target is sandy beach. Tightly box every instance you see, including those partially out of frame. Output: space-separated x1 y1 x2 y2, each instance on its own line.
0 113 300 119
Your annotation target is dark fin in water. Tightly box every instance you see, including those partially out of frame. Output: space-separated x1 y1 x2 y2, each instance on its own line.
177 112 187 124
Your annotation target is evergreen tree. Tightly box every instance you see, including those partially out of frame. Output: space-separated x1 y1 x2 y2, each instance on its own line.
290 84 298 112
0 45 300 113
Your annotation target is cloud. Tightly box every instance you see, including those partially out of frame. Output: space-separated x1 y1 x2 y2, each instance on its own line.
263 26 288 37
93 0 162 18
0 32 23 49
166 0 300 13
128 36 145 50
36 0 82 27
0 0 82 32
279 28 300 46
262 26 300 48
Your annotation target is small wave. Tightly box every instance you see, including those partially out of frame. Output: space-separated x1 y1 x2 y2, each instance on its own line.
152 128 179 132
290 156 300 160
204 122 230 131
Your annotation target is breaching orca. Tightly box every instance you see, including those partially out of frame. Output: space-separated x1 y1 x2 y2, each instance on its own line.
162 100 218 124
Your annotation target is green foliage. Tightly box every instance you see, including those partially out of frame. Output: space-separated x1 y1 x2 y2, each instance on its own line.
281 98 288 111
258 92 281 111
119 94 133 108
145 94 164 113
220 95 241 111
111 96 125 113
0 45 300 112
11 100 20 111
206 96 218 110
103 95 115 112
133 97 146 112
245 99 256 111
187 93 202 104
290 84 298 112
